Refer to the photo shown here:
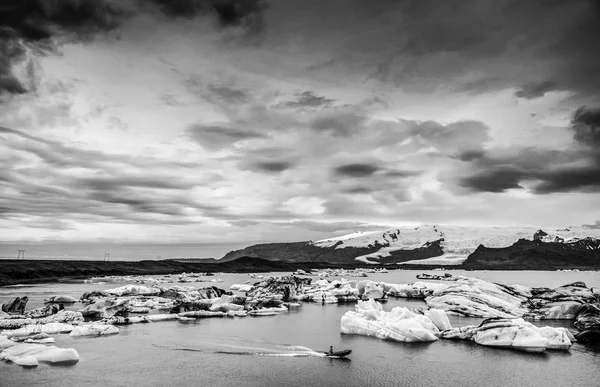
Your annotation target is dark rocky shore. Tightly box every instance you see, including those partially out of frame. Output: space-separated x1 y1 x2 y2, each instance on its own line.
2 243 600 287
0 258 368 286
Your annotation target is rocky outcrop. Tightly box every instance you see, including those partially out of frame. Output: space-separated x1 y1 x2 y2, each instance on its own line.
1 297 28 315
440 317 574 352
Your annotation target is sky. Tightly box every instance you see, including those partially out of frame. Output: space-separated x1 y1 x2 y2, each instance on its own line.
1 0 600 259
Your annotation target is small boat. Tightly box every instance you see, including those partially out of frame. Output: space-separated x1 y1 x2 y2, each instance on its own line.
323 349 352 358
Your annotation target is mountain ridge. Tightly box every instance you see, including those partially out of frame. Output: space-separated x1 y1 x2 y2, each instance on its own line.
220 225 600 269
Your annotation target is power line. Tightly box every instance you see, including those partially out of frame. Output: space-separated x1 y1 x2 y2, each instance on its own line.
17 250 25 260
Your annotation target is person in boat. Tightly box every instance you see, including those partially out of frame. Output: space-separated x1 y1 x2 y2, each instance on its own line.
329 346 334 355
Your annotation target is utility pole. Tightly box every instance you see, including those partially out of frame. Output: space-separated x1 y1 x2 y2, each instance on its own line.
17 250 25 260
104 253 110 262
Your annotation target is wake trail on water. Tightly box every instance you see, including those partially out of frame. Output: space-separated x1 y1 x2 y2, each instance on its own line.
155 342 327 358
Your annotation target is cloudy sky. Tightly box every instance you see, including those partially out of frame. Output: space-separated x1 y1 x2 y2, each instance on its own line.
1 0 600 259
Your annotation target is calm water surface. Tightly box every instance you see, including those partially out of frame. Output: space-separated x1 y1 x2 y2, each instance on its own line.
1 270 599 387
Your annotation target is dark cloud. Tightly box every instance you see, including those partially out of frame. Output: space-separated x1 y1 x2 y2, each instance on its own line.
572 106 600 146
311 110 367 136
344 0 600 98
0 0 268 95
533 166 600 194
0 0 127 94
458 107 600 194
334 163 380 178
583 221 600 229
187 124 266 149
453 150 486 162
460 166 526 193
0 0 125 40
384 170 421 178
79 176 194 191
247 161 293 173
151 0 266 29
342 186 373 194
457 148 600 194
514 81 558 99
279 91 335 110
0 74 27 94
207 84 249 104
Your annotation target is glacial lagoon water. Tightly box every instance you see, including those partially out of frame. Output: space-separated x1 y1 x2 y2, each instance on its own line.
1 270 599 387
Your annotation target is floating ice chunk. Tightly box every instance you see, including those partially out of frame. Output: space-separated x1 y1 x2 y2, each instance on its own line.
340 300 439 342
105 285 159 296
44 295 78 304
2 322 74 337
441 317 573 352
230 284 253 292
15 355 38 367
424 309 452 331
69 324 119 337
0 343 79 366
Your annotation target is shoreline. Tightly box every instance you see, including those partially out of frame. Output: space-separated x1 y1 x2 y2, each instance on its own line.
1 257 598 287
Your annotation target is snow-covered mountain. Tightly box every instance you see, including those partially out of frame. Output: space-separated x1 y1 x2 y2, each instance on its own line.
311 225 600 265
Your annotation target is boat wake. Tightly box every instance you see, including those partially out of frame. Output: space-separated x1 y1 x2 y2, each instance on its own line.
155 342 327 358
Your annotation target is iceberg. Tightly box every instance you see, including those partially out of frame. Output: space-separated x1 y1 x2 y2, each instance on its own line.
209 295 245 312
385 282 442 299
105 285 160 297
44 295 78 304
424 309 452 331
230 284 253 292
1 322 75 337
79 298 130 318
69 324 120 337
340 299 440 342
425 277 596 319
0 340 79 367
440 317 573 352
